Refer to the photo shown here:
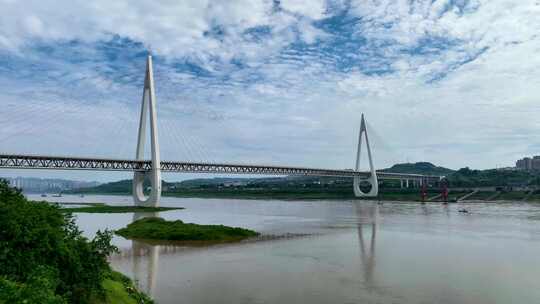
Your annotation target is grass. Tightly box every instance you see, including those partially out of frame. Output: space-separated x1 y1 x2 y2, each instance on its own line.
92 271 153 304
466 191 496 200
496 191 527 201
60 203 183 213
163 189 451 201
375 191 431 201
116 217 259 242
101 279 135 304
164 189 357 200
58 189 540 203
527 193 540 201
68 187 531 202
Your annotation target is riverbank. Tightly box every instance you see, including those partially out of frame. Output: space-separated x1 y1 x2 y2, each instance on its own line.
67 189 427 200
58 202 184 213
66 189 540 203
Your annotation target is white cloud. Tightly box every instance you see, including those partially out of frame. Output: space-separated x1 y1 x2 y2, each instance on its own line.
1 0 540 183
280 0 327 19
0 0 327 61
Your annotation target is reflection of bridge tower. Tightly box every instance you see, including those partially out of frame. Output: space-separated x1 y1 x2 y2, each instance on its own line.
131 212 160 297
354 114 378 197
354 203 378 287
133 56 162 207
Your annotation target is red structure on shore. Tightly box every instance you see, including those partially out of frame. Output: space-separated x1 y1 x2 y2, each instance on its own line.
441 179 449 203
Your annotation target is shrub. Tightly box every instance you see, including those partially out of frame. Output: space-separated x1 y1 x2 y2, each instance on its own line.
0 180 117 303
0 266 66 304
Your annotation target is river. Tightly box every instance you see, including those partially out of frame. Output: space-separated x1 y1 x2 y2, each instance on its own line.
28 194 540 304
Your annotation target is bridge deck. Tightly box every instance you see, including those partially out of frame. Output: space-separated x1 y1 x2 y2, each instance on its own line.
0 154 441 181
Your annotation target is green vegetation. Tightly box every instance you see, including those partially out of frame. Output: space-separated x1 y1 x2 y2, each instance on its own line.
68 179 171 195
527 193 540 202
60 203 183 214
0 180 153 304
466 191 496 200
166 189 357 200
496 191 527 201
447 167 540 187
97 271 153 304
116 217 259 242
71 182 540 202
382 162 454 176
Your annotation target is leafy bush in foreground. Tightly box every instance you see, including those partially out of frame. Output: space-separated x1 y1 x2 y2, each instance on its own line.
0 180 117 303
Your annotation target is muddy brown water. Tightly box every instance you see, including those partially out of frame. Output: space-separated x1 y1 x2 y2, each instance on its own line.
29 194 540 304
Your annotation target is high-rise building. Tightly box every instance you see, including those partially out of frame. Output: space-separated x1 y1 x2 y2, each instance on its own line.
533 156 540 170
516 156 540 171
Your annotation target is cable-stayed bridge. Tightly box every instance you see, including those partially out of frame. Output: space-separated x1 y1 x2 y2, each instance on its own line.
0 154 436 179
0 56 442 206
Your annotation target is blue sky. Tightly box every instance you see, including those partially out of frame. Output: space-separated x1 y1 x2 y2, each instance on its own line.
1 0 540 182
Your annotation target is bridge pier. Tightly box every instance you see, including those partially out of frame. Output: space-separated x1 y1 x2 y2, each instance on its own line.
133 56 162 207
353 114 378 197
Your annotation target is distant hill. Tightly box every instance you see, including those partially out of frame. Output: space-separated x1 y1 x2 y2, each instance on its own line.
176 177 284 188
70 179 172 194
382 162 454 176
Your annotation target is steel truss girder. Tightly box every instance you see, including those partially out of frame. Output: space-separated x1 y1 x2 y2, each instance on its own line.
0 154 441 182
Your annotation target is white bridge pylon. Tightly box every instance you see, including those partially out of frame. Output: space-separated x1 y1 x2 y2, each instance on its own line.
133 56 162 207
353 114 378 197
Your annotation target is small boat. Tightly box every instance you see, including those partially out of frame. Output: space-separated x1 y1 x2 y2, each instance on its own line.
458 209 469 213
41 193 47 197
52 193 62 197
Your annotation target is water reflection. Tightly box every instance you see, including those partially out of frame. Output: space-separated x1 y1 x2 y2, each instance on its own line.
127 203 384 300
355 203 377 286
354 202 379 292
131 212 160 297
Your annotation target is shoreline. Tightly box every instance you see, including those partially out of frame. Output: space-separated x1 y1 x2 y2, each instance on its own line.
61 190 540 203
29 201 185 213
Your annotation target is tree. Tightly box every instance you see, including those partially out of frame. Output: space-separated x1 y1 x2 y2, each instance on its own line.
0 180 117 304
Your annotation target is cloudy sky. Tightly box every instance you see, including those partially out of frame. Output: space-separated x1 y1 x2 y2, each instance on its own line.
1 0 539 182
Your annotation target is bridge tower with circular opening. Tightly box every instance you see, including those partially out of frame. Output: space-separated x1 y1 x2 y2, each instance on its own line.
133 55 162 207
353 114 379 197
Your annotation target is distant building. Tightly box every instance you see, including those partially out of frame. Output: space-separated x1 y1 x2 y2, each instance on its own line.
516 156 540 171
4 177 99 193
223 181 247 187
